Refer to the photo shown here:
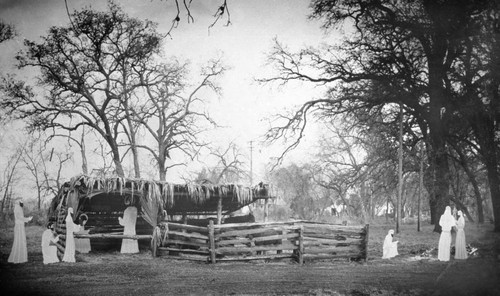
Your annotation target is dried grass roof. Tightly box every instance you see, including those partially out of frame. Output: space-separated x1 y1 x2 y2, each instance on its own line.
51 175 271 215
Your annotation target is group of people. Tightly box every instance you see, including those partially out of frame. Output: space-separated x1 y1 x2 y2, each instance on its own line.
8 200 139 265
438 206 468 261
382 206 467 261
39 207 91 264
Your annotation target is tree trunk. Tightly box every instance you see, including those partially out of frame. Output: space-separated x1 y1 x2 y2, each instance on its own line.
109 143 124 177
426 57 451 232
485 162 500 232
428 145 451 232
452 143 485 223
80 130 88 175
470 110 500 231
158 154 167 181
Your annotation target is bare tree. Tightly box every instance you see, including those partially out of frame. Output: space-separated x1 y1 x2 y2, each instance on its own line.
0 147 22 218
209 142 248 184
133 59 225 181
20 138 46 210
1 3 163 177
261 0 494 231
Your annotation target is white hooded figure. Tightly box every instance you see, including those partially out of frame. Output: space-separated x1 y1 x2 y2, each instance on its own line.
118 206 139 253
62 207 77 262
438 206 456 261
455 210 468 260
382 229 399 259
8 201 32 264
41 222 60 264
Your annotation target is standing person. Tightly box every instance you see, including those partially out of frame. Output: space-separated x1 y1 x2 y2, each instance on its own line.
455 210 468 259
62 207 77 262
75 214 91 253
8 201 33 264
118 206 139 253
41 222 60 264
382 229 399 259
438 206 457 261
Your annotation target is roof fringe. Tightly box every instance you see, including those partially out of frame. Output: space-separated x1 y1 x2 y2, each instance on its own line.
66 175 258 207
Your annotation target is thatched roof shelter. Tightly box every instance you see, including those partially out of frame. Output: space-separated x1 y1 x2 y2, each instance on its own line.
48 175 272 227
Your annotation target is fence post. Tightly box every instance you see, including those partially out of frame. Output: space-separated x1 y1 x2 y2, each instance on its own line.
151 226 159 257
298 225 304 265
209 220 216 264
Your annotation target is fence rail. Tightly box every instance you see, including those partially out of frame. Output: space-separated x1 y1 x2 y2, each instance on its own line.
153 221 369 264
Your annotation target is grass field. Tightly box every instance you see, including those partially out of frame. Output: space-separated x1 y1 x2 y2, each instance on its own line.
1 220 499 295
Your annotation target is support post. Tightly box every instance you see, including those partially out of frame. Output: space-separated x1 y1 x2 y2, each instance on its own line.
298 225 304 265
418 142 424 232
264 198 269 222
396 103 403 233
217 196 222 225
208 220 216 264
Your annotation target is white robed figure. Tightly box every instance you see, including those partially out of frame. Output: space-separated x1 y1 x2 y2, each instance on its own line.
75 214 91 253
455 210 468 259
41 222 60 264
62 207 77 262
382 229 399 259
8 201 32 264
118 206 139 253
438 206 456 261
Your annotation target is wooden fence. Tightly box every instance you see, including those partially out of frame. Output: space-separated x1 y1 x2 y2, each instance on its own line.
152 221 369 264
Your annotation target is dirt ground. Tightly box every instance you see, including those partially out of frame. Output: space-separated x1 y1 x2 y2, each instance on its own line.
1 223 499 296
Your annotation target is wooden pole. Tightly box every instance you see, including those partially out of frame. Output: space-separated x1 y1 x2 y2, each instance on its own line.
217 196 222 225
397 104 403 234
264 198 269 222
418 142 424 232
208 220 216 264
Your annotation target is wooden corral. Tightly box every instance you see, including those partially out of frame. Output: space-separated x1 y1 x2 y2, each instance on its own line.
152 221 369 264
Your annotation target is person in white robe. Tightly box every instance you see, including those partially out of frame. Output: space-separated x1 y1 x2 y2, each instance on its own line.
41 222 60 264
75 214 91 253
455 210 467 259
118 206 139 253
382 229 398 259
62 207 77 262
8 201 32 264
438 206 456 261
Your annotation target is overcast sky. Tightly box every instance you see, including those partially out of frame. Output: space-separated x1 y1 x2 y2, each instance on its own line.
0 0 338 183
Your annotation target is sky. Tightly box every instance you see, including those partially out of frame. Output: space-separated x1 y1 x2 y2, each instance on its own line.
0 0 338 185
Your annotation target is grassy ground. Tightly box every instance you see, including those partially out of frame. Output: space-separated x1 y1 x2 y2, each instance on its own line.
1 220 499 295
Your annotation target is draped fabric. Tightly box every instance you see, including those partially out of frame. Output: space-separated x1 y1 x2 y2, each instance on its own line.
118 206 139 253
75 224 91 253
8 203 31 264
455 212 467 259
41 229 59 264
139 196 160 228
438 206 456 261
382 229 398 259
62 208 77 262
139 182 162 228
